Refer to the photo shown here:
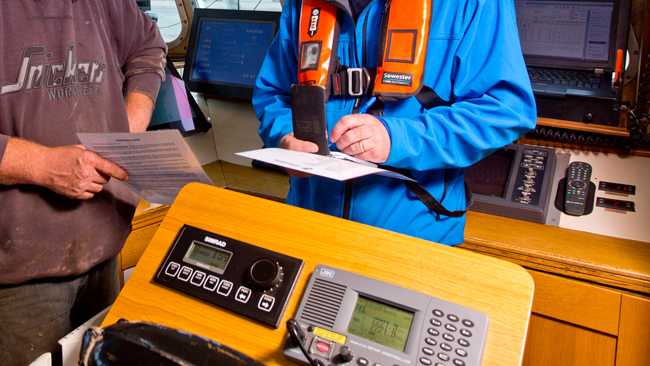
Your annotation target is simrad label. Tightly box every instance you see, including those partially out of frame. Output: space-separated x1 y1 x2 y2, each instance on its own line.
381 71 413 87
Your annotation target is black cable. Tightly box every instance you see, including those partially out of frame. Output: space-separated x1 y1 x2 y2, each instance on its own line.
286 319 326 366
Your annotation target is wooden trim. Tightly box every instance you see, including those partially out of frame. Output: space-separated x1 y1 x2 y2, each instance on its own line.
536 117 630 136
615 293 650 366
461 212 650 295
523 314 617 366
527 270 621 335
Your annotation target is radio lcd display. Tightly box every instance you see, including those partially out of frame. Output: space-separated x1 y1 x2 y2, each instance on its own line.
183 240 233 274
348 296 414 352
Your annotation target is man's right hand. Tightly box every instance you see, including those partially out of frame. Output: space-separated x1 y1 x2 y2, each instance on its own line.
279 133 318 178
39 145 129 199
0 138 129 200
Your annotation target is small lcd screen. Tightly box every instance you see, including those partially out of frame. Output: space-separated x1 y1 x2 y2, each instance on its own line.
465 148 516 198
189 18 275 88
347 296 414 352
183 240 233 274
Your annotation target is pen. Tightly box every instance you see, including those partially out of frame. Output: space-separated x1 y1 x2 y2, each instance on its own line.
358 96 376 114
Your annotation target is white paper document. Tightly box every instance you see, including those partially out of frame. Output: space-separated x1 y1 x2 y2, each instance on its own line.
77 130 214 205
237 148 414 181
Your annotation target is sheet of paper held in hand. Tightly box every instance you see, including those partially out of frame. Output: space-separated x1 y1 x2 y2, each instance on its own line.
77 130 214 206
237 148 414 181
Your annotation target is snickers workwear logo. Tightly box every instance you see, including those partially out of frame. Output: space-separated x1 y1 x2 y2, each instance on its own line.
0 44 106 99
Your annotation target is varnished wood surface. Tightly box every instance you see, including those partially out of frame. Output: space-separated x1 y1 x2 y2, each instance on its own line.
526 270 621 336
460 212 650 295
522 314 617 366
535 117 630 136
106 183 534 366
615 294 650 366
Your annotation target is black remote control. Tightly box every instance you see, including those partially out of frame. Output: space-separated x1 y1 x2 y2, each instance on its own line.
564 161 592 215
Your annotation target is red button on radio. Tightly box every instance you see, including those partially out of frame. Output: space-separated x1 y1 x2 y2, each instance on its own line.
316 342 330 353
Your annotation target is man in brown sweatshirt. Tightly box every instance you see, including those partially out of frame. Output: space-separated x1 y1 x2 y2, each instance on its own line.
0 1 167 364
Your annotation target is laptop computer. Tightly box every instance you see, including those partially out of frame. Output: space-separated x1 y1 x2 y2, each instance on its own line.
514 0 631 125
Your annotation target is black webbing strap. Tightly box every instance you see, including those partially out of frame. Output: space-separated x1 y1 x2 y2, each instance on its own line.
384 167 473 218
415 85 453 109
330 66 372 97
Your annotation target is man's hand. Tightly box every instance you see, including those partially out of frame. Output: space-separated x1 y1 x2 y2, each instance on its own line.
0 138 129 200
39 145 129 199
329 114 391 163
279 133 318 178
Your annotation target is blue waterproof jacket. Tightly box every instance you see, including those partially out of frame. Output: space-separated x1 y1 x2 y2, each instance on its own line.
252 0 536 245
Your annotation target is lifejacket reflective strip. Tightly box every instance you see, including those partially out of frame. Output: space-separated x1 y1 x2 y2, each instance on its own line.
374 0 432 102
298 0 339 95
297 0 432 103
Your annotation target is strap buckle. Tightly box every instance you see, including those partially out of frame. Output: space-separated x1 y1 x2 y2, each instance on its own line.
346 68 370 96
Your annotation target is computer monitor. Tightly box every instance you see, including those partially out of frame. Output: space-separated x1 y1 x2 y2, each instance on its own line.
183 8 281 101
147 55 212 136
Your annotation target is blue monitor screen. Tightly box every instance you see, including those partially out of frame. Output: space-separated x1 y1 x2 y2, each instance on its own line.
191 19 275 87
183 9 281 100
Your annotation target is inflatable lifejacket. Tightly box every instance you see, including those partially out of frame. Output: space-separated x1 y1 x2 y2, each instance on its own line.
298 0 433 104
296 0 471 219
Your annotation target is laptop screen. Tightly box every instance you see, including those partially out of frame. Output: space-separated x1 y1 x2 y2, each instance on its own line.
514 0 629 72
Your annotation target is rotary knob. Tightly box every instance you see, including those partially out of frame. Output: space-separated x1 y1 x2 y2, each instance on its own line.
247 258 283 290
338 346 354 363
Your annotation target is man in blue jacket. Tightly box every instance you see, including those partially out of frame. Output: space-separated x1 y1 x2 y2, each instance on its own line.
253 0 536 245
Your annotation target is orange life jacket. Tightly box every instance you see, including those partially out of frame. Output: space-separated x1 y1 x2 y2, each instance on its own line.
297 0 433 103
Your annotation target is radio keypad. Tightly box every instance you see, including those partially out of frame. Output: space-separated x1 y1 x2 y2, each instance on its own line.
420 307 487 366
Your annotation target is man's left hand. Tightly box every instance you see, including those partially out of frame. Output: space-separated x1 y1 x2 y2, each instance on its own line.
329 114 391 163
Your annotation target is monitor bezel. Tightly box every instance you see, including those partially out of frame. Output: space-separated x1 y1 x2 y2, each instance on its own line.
182 8 281 101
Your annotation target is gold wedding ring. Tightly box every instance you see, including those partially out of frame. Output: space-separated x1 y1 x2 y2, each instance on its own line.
359 141 364 153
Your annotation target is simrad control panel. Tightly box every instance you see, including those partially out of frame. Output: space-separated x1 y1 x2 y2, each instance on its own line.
154 225 304 328
283 265 489 366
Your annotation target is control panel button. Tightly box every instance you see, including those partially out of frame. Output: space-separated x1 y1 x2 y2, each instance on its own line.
258 294 275 312
203 275 219 291
310 338 333 360
422 347 434 356
165 262 180 277
217 280 233 296
190 271 206 286
235 286 252 303
178 266 193 282
461 319 475 328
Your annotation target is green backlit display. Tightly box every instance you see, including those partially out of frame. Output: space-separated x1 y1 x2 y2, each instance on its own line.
347 296 414 352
